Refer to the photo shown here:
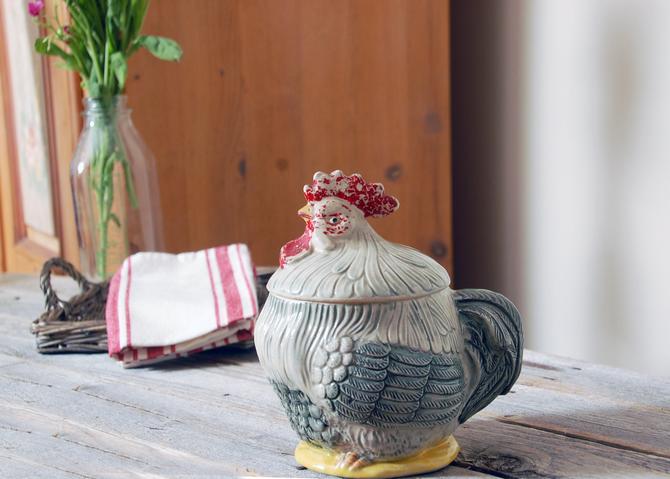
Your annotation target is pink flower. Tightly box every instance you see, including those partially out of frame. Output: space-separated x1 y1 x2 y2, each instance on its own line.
28 0 44 17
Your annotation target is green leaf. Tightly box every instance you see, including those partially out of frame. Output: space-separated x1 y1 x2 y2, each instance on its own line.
34 37 74 67
137 35 182 61
110 52 127 91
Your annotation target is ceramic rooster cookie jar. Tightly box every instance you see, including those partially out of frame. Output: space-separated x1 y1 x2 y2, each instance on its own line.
255 171 523 478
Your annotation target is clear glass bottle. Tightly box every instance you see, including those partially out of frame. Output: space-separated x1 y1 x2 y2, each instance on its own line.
71 95 164 280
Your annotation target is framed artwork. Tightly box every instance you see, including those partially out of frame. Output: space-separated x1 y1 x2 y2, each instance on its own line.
0 0 60 257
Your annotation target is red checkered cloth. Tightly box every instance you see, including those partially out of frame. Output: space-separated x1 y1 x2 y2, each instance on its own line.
106 244 257 367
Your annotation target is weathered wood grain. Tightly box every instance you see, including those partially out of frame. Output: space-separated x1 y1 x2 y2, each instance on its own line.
494 352 670 459
1 274 669 478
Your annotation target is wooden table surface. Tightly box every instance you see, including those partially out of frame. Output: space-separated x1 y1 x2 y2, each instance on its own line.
1 274 669 478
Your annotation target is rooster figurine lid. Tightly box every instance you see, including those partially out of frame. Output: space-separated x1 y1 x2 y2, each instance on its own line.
268 170 451 303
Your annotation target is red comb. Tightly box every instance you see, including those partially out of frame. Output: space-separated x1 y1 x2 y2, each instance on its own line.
303 170 399 217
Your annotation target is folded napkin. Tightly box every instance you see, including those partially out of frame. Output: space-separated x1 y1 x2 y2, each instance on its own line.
106 244 257 367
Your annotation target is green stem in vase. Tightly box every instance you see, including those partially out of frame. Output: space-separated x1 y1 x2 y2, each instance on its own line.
89 112 138 279
91 123 114 279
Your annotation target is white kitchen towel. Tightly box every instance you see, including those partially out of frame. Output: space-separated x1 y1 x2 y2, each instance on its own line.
106 244 257 367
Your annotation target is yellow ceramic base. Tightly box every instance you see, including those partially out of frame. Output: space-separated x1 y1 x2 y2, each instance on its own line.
294 436 460 479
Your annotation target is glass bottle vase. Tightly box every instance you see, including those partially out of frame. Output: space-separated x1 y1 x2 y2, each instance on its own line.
71 95 164 280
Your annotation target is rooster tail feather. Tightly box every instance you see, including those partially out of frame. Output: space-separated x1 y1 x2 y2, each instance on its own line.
454 289 523 423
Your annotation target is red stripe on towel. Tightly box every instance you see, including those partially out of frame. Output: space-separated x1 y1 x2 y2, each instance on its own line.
236 244 257 316
125 257 133 348
147 346 163 360
205 249 222 328
105 267 123 355
216 246 243 324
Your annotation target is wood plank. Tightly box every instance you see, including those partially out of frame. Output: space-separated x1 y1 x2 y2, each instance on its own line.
126 0 454 273
504 352 670 459
41 0 81 269
1 275 669 477
455 418 670 478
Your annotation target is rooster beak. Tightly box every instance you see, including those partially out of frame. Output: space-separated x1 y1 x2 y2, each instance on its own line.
298 204 311 222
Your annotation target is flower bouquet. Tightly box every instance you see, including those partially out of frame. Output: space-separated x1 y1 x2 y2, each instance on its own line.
31 0 182 279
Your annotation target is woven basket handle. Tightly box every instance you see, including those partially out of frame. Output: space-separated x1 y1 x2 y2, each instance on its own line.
39 258 105 317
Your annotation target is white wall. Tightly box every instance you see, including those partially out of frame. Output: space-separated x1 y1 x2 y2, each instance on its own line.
522 0 670 374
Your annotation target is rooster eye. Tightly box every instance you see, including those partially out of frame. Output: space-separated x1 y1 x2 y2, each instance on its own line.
328 216 341 225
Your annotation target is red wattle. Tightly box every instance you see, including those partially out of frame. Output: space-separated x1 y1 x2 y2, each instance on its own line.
279 222 313 268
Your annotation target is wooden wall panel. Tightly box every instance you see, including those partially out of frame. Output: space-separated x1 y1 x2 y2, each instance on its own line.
127 0 453 272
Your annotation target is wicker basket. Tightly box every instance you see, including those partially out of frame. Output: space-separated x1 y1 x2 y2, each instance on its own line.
31 258 274 354
31 258 109 353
